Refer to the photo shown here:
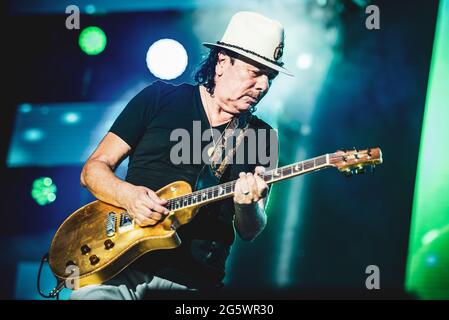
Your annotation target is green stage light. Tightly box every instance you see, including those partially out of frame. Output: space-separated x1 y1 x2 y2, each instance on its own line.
406 0 449 299
31 177 57 206
79 26 107 55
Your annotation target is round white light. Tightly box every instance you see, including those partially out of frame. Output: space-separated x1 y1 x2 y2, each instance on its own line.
146 39 188 80
296 53 313 70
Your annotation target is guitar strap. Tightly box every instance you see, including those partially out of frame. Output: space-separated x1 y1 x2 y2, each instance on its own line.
209 113 251 180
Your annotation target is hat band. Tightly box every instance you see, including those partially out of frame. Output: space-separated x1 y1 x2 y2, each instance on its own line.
216 41 284 67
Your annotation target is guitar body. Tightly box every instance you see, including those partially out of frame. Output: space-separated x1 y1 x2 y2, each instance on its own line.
49 181 199 288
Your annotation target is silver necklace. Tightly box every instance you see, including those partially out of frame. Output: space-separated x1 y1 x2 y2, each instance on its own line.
202 88 218 158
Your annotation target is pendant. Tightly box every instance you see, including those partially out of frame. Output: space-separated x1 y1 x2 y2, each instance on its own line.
207 146 214 158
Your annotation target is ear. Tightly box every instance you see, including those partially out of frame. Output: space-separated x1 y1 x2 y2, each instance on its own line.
215 52 229 76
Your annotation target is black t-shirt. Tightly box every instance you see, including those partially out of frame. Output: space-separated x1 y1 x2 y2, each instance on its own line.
109 81 276 289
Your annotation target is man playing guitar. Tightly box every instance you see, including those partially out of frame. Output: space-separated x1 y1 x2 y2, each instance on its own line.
71 11 290 299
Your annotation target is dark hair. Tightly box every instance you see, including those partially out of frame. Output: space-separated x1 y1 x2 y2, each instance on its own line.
194 47 235 95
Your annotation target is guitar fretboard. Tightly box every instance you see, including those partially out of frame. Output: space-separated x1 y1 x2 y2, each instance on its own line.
166 154 329 211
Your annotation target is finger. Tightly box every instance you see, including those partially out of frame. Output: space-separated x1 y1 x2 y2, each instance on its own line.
234 180 243 201
254 175 268 198
136 205 162 221
134 216 143 226
136 207 152 219
147 190 168 205
137 199 156 216
149 211 162 221
233 179 248 204
245 173 259 201
238 172 250 195
254 166 266 176
150 202 168 215
146 193 169 214
139 193 156 210
145 188 167 205
136 213 157 226
139 215 158 226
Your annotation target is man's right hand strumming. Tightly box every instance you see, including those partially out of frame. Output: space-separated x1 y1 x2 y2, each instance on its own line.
121 185 169 227
80 133 169 227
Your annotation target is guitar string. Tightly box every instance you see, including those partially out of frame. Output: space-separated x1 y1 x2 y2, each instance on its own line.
165 154 335 208
165 153 375 208
164 154 361 210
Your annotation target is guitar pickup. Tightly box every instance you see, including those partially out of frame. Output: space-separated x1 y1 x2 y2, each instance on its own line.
106 212 116 237
118 212 134 233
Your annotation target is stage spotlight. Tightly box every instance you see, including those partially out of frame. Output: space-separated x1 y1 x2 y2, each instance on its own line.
85 4 96 14
23 129 44 142
425 254 437 266
408 226 449 299
62 112 81 124
19 104 32 113
146 39 188 80
31 177 57 206
79 26 107 55
422 229 440 245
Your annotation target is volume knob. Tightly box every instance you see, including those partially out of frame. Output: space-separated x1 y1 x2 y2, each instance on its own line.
104 239 115 250
80 244 91 255
89 255 100 265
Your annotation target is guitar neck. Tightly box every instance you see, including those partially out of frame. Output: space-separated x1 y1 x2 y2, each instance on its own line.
166 154 331 211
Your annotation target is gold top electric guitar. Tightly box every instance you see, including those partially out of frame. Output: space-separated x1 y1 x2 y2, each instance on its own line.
49 148 382 289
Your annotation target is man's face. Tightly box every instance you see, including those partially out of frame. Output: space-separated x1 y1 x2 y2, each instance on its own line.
214 52 278 114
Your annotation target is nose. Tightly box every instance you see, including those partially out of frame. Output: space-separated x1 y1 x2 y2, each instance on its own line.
255 74 270 93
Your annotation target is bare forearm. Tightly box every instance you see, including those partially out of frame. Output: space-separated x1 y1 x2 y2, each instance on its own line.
81 159 132 208
234 201 267 241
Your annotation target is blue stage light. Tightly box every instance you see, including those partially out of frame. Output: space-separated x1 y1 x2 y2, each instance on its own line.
23 129 44 142
62 112 81 124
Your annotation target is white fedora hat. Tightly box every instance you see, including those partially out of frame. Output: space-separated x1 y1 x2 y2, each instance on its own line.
203 11 293 76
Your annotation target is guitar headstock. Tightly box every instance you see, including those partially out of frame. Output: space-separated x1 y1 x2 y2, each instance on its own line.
330 147 383 177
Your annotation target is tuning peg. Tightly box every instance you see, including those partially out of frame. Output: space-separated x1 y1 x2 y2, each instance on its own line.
343 169 352 177
355 166 365 175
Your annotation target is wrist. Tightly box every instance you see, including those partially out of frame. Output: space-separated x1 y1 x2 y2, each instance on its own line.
116 181 133 208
